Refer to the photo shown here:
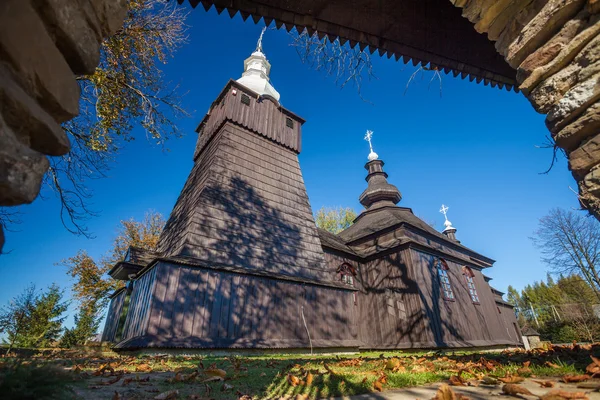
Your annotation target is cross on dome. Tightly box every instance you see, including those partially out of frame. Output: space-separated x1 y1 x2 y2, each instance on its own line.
364 130 379 161
439 204 449 221
439 204 456 233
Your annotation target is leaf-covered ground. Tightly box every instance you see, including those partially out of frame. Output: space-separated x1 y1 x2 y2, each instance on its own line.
1 343 599 399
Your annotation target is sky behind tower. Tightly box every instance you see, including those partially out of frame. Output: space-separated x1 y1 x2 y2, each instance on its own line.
0 5 580 327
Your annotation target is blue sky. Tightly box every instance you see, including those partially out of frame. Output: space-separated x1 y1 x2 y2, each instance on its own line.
0 6 579 328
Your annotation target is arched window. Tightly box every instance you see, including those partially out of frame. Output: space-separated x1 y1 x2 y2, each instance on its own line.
337 262 356 287
462 266 480 303
437 258 455 300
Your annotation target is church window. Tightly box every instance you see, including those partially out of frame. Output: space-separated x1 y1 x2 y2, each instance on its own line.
437 258 455 300
286 117 294 128
337 262 356 287
463 266 480 303
241 93 251 105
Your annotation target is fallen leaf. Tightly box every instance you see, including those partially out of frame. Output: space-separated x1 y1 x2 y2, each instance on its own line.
295 395 308 400
449 375 466 386
385 358 400 370
502 383 534 397
373 379 383 392
203 368 227 380
499 376 525 384
306 372 313 385
517 366 532 376
102 375 122 385
545 362 562 369
539 389 589 399
523 361 531 368
562 375 590 383
287 374 300 386
155 390 179 400
481 376 499 385
432 384 456 400
532 379 556 388
136 364 153 372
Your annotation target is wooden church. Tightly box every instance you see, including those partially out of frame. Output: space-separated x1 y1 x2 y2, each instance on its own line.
102 34 522 352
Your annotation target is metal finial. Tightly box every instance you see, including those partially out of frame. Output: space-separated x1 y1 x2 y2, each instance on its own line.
440 204 456 232
256 27 267 52
439 204 449 222
364 130 379 161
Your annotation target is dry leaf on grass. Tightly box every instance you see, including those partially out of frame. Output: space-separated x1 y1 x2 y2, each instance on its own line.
562 375 590 383
481 376 499 385
532 379 556 388
502 383 534 397
136 364 153 372
545 362 562 369
155 389 179 400
499 376 525 384
385 358 400 370
449 375 466 386
306 372 314 385
373 379 383 392
287 374 300 386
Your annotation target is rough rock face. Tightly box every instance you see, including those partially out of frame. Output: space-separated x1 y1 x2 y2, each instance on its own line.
452 0 600 219
0 0 127 251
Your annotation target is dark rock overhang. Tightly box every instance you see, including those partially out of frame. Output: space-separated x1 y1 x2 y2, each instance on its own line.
179 0 517 91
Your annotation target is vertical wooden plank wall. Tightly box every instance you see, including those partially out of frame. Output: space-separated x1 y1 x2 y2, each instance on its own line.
102 289 126 342
143 262 357 347
121 268 157 341
409 249 510 346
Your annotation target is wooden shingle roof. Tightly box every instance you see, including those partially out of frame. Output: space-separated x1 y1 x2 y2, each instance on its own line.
179 0 517 91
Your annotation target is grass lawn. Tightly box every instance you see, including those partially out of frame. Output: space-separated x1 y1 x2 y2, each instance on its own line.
1 344 598 399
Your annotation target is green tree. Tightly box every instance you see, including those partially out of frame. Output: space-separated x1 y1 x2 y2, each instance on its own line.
315 206 357 234
40 0 189 237
507 273 600 342
0 285 36 354
531 208 600 299
0 285 68 352
60 303 102 348
60 210 165 336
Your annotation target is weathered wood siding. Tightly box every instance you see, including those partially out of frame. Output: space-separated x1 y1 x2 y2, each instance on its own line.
409 249 514 347
497 303 523 344
158 118 332 283
121 267 157 341
102 289 126 342
355 250 431 348
135 262 359 348
194 81 302 158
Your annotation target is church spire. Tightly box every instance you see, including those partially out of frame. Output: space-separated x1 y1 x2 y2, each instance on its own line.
440 204 459 241
358 130 402 210
236 27 281 101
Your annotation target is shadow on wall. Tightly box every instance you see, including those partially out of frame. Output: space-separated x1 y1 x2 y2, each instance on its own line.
357 252 431 348
135 174 356 346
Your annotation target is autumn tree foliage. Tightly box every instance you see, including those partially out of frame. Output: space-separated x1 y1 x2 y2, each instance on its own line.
59 211 165 345
315 206 357 234
0 284 68 353
41 0 189 237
